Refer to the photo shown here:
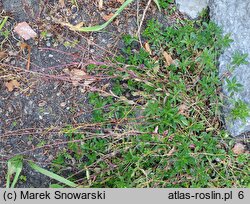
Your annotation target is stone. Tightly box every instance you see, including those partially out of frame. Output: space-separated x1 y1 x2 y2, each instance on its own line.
209 0 250 137
232 143 245 155
175 0 208 19
14 22 37 40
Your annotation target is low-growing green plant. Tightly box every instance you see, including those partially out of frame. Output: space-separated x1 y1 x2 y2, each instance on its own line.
232 52 249 66
6 12 249 188
227 51 249 73
225 76 243 96
231 100 250 122
157 0 174 9
48 17 249 187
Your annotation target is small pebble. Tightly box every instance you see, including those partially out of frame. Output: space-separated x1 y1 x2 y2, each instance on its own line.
38 100 47 107
29 89 34 94
8 51 18 56
48 155 54 161
60 102 66 107
48 54 53 58
46 33 53 37
14 92 19 97
46 42 51 47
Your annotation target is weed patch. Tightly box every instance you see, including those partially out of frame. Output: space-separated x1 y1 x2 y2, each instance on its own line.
47 18 249 187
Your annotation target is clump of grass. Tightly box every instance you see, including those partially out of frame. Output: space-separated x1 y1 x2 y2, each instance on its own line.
231 100 250 122
6 12 248 188
47 16 249 188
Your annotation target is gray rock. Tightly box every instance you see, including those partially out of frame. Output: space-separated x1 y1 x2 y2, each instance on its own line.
209 0 250 137
175 0 208 19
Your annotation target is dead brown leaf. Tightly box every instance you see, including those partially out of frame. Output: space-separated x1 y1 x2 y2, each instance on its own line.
83 78 95 86
98 0 103 10
144 42 152 55
5 80 20 92
74 22 84 30
20 42 31 70
70 69 87 86
232 143 245 155
117 0 125 3
59 0 65 7
178 104 189 117
0 51 7 61
14 22 37 40
163 51 173 67
167 147 176 156
102 13 114 21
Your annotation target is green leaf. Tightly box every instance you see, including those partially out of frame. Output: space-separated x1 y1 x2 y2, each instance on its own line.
0 16 8 31
28 161 79 188
49 184 64 188
6 155 23 188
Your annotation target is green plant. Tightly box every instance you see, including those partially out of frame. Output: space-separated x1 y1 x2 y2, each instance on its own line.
6 156 23 188
6 155 79 188
227 52 249 72
232 52 249 66
157 0 174 9
0 16 10 47
225 76 243 95
28 161 79 187
40 30 48 39
19 175 27 182
6 11 249 188
49 17 249 188
231 100 250 122
0 16 8 31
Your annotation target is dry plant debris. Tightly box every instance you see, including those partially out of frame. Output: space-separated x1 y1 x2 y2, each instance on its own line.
5 80 20 92
163 51 173 66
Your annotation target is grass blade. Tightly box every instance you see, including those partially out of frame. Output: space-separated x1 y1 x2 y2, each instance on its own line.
28 161 79 188
153 0 161 11
58 0 134 32
6 155 23 188
0 16 8 31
